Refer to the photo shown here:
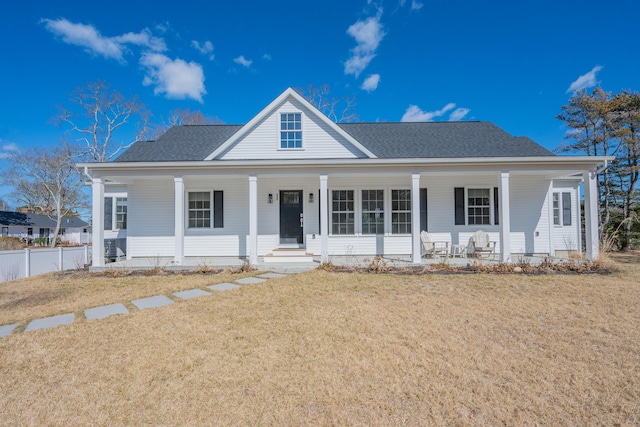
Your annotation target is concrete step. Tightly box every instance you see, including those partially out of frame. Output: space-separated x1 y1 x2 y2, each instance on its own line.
263 249 314 263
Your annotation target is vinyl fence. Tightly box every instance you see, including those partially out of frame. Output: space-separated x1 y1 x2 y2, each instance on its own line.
0 246 91 283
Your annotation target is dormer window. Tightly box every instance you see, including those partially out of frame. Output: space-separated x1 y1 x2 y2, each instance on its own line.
280 113 302 148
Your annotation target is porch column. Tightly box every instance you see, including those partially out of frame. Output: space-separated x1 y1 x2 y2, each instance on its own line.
174 176 185 265
583 169 599 260
498 171 511 263
249 175 258 265
575 185 583 254
411 173 421 264
91 178 105 267
320 174 329 263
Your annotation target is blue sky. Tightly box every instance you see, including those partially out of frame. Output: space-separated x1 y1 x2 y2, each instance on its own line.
0 0 638 166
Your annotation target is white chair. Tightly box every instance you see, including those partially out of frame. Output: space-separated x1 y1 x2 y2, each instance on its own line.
469 230 496 259
421 231 448 258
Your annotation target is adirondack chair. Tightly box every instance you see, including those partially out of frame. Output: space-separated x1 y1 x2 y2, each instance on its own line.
420 231 448 258
469 230 496 259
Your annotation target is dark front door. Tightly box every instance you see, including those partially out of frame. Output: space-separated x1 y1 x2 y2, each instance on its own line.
280 190 303 244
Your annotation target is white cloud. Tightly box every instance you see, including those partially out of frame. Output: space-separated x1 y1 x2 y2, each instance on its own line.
192 40 215 60
402 104 471 121
361 74 381 92
140 53 206 102
411 0 423 10
263 53 272 60
42 18 165 63
0 140 19 159
233 55 253 68
344 11 385 77
449 107 470 121
567 65 603 93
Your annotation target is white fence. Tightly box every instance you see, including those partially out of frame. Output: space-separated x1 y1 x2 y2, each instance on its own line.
0 246 91 283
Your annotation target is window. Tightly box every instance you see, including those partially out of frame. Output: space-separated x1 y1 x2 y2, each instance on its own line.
58 228 66 235
392 189 411 234
467 188 491 225
454 187 499 226
188 192 211 228
553 192 572 226
27 228 33 236
188 191 224 229
280 113 302 148
116 197 127 230
1 227 7 237
361 190 384 234
332 190 354 234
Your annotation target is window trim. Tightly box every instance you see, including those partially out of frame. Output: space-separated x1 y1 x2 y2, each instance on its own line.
454 187 499 226
279 112 303 150
553 191 572 227
330 189 355 235
391 189 412 235
361 189 385 235
186 190 224 230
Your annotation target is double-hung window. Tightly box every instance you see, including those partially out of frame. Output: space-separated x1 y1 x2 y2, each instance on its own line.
454 188 499 226
115 197 127 230
331 190 354 234
553 192 572 226
467 188 491 225
391 189 412 234
188 191 224 229
280 113 302 148
361 190 384 234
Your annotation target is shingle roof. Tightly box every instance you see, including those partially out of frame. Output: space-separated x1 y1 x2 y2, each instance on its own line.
338 122 554 158
113 121 553 162
114 125 243 162
0 211 88 228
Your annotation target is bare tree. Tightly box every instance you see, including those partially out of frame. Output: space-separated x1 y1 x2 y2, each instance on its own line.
150 108 223 139
297 84 358 123
2 143 89 247
55 80 149 162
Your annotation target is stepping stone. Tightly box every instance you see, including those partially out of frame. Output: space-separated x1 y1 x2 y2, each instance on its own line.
131 295 174 310
0 323 20 338
235 277 267 285
85 303 129 321
173 289 211 300
207 283 241 291
25 313 75 332
258 273 287 279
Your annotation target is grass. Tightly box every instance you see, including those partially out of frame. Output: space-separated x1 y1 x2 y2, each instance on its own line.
1 253 639 425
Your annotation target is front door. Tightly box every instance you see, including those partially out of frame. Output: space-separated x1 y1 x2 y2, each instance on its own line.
280 190 303 244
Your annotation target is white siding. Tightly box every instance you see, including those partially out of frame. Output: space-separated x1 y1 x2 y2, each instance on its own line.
550 181 581 254
128 179 175 258
124 172 558 259
220 99 365 160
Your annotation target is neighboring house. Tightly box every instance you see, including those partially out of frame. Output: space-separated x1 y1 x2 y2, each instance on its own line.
0 211 90 245
82 88 609 267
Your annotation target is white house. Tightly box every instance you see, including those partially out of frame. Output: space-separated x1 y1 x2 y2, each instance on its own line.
0 211 90 245
81 88 608 267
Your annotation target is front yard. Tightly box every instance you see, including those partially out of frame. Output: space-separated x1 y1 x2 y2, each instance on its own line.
0 253 639 425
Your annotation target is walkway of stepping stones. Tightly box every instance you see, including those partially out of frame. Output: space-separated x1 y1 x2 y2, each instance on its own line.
0 272 288 339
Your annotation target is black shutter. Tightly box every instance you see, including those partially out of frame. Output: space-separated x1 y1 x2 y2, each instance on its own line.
420 188 428 231
213 191 224 228
562 192 571 226
494 187 499 225
104 197 113 230
454 188 465 225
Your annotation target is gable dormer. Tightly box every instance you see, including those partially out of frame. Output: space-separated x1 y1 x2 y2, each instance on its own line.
206 88 375 160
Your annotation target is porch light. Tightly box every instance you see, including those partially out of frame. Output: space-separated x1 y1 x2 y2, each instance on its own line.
268 193 273 204
308 192 314 203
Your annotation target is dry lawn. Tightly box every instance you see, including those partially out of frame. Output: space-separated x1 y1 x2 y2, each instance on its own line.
1 254 639 425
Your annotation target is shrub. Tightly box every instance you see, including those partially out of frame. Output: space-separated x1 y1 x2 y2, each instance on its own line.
0 236 26 251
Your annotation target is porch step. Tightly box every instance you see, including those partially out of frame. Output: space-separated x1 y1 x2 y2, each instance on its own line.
263 248 314 263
